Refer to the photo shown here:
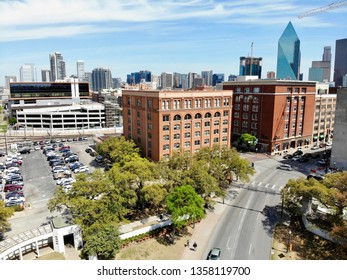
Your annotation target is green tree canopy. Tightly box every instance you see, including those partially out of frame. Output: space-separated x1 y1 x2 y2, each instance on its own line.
0 201 14 238
166 185 205 229
239 133 257 145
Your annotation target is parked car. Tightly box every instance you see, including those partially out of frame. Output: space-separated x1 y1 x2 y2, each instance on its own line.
74 166 89 173
19 148 31 154
277 164 293 171
85 147 93 154
207 248 221 260
95 155 103 163
307 174 324 181
0 150 6 157
293 150 303 156
4 184 24 192
292 155 301 161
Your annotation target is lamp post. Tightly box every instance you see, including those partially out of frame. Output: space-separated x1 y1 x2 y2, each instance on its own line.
286 230 292 253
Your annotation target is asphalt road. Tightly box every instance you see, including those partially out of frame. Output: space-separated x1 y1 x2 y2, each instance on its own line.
204 156 307 260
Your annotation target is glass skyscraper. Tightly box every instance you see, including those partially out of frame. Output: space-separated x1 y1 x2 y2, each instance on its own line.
276 21 301 80
333 38 347 87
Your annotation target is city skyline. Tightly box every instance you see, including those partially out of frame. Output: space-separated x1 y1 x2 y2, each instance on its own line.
1 0 347 85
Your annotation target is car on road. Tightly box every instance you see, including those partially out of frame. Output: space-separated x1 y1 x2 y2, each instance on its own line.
277 164 293 171
207 248 221 260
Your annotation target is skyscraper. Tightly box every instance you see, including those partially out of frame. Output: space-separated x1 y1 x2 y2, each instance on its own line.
201 70 213 86
50 52 66 81
160 72 173 89
333 38 347 87
41 69 51 82
276 21 301 80
212 73 225 86
91 68 112 92
19 63 37 82
239 57 262 78
5 76 17 90
308 46 331 82
267 71 276 79
76 61 85 81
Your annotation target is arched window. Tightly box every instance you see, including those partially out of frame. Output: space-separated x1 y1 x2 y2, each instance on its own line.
204 112 211 118
214 112 221 117
173 114 181 121
195 113 202 119
184 114 192 120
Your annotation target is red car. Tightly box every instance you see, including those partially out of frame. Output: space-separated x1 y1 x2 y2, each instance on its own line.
59 146 70 151
4 184 24 192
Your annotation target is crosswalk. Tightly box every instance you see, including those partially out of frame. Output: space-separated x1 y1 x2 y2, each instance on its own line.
232 181 283 194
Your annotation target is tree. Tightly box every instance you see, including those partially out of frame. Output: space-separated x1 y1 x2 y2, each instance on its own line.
139 184 167 213
166 185 205 230
81 223 121 260
0 201 14 239
96 136 140 165
8 117 16 125
239 133 257 145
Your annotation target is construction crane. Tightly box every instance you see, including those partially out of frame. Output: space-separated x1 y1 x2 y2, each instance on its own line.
298 1 347 18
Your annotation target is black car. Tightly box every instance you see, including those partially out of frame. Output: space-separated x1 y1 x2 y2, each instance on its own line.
293 150 303 156
0 150 6 157
19 148 31 154
307 174 324 181
95 155 103 163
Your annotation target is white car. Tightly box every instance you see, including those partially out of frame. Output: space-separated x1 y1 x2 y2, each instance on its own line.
74 166 89 173
57 178 76 186
5 167 20 173
277 164 293 171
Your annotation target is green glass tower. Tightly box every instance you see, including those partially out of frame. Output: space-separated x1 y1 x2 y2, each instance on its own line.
276 21 301 80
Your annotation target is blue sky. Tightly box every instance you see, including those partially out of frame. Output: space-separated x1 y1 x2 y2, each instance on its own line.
0 0 346 85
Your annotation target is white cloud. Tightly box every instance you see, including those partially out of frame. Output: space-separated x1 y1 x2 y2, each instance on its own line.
0 0 338 41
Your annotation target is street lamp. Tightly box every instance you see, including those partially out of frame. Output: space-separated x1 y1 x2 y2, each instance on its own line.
286 230 292 253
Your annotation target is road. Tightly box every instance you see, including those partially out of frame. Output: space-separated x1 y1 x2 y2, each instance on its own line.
204 156 306 260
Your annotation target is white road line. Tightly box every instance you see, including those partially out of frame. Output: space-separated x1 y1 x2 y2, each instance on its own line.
248 243 252 255
264 183 269 188
257 182 262 186
251 181 256 185
271 184 276 189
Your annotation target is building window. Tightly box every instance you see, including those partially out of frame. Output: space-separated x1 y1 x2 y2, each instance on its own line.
244 96 250 103
213 137 219 143
243 104 249 111
294 87 299 93
194 140 200 145
173 100 181 109
137 111 141 118
205 121 210 127
214 112 221 118
148 132 152 139
242 113 248 119
163 135 169 141
252 105 258 112
222 128 228 133
174 133 180 140
204 139 210 145
213 129 219 134
137 128 141 135
137 98 141 107
163 115 169 122
184 132 191 138
184 99 192 109
242 121 248 128
223 98 230 106
174 124 180 130
251 114 257 120
185 123 191 129
223 119 228 125
137 120 141 126
234 112 240 118
147 113 152 120
195 113 202 119
127 109 131 115
253 96 259 103
127 97 131 105
214 120 220 126
236 87 241 93
235 96 240 102
137 137 141 143
195 131 201 137
205 99 211 108
234 104 240 110
251 122 257 129
222 136 227 142
148 124 152 130
173 114 181 121
162 100 170 110
184 114 192 120
163 144 169 151
233 120 239 126
174 143 180 149
302 88 306 93
163 125 169 131
184 141 190 147
204 130 210 136
245 87 250 93
195 99 202 108
287 87 292 93
214 98 221 107
195 122 201 128
147 99 152 108
205 112 211 118
148 141 152 148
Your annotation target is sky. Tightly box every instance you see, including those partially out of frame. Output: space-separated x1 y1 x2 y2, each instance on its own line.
0 0 347 86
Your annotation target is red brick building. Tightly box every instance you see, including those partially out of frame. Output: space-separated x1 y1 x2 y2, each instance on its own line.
223 80 316 154
122 89 233 161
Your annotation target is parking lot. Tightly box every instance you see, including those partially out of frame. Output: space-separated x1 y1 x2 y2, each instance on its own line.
0 137 106 237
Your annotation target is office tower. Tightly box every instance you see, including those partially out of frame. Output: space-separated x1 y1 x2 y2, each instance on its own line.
41 70 51 82
308 46 331 82
181 74 188 90
239 57 262 78
228 74 237 81
139 70 152 82
76 61 85 81
5 76 17 90
276 21 301 80
19 63 37 82
212 73 225 86
188 72 198 89
160 72 173 89
113 77 122 88
91 68 112 92
173 72 181 88
50 52 66 81
192 77 204 88
267 71 276 79
201 70 213 86
333 38 347 87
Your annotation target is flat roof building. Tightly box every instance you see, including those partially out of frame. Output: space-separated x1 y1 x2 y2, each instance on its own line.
122 89 233 161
